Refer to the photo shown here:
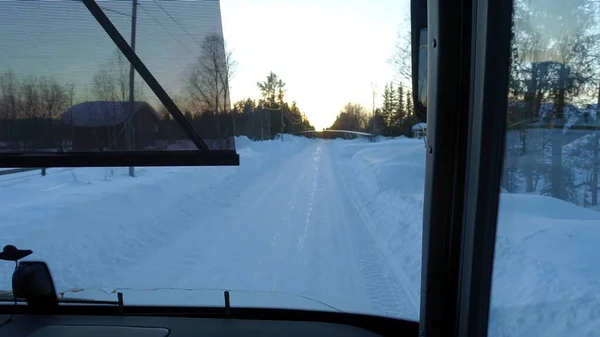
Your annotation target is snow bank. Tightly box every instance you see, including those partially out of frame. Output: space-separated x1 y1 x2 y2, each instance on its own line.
331 137 426 319
335 136 600 335
489 193 600 336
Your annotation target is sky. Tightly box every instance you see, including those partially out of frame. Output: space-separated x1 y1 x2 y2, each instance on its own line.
0 0 409 130
219 0 410 129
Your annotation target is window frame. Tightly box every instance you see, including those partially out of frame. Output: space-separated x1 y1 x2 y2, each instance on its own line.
419 0 514 336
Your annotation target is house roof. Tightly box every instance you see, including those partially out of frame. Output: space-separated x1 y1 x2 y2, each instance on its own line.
61 101 161 127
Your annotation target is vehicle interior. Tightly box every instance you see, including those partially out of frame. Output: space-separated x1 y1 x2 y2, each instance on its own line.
1 0 599 336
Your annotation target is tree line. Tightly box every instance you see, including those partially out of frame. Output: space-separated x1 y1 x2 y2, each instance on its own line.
0 33 315 149
162 71 315 141
327 84 420 137
501 0 600 206
182 35 314 140
386 0 600 207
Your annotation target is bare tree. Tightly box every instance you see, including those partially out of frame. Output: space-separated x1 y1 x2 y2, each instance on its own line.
333 102 368 132
186 34 235 138
39 76 69 119
187 34 233 115
20 76 42 118
90 50 146 148
0 70 21 120
91 51 138 102
391 17 412 85
219 39 237 135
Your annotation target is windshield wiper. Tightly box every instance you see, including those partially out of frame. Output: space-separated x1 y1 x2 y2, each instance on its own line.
58 298 119 305
0 293 118 306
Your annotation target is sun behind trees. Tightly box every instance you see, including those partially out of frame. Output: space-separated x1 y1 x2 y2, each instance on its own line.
231 71 314 141
327 84 419 137
182 35 313 141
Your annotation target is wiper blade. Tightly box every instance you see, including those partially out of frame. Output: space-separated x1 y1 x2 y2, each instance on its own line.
0 292 117 305
58 297 119 305
0 292 21 302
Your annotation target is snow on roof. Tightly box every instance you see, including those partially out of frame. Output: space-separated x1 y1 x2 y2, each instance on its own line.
412 122 426 131
61 101 161 127
524 103 587 132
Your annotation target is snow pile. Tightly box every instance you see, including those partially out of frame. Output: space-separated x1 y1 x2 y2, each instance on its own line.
333 137 600 335
331 138 426 320
489 194 600 337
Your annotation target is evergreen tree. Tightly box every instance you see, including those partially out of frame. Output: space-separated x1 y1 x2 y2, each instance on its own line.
406 90 414 118
257 71 286 108
381 83 396 134
396 86 406 125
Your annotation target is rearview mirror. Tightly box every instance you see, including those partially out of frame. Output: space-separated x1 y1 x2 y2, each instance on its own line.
411 0 427 122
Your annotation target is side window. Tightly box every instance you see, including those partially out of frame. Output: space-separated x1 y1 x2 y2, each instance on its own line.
491 0 600 335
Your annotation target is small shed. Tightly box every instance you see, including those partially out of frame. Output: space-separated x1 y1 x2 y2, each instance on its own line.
412 122 427 139
61 101 161 151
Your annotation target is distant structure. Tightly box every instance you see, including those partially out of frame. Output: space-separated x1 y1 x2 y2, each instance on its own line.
412 123 427 139
61 101 161 151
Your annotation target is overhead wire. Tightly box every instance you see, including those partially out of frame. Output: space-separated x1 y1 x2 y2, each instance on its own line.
98 5 128 17
137 2 194 55
151 0 202 46
285 110 304 124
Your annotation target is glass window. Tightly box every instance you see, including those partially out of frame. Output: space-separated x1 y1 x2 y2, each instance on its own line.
0 0 424 321
492 0 600 334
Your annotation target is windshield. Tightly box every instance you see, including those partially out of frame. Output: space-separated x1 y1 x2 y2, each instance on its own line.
0 0 423 321
491 0 600 335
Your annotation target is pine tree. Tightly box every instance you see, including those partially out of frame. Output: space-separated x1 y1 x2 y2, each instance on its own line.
389 82 397 123
396 86 406 124
406 90 414 118
381 83 397 135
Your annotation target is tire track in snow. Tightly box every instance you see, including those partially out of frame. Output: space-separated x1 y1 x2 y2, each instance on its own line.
114 143 321 290
324 143 419 319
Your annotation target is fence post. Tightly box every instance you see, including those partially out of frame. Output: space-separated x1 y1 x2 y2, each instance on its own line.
41 168 46 176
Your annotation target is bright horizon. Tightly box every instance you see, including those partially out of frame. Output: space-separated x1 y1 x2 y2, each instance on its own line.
220 0 409 130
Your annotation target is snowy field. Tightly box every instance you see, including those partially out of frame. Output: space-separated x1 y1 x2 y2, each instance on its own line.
1 136 600 336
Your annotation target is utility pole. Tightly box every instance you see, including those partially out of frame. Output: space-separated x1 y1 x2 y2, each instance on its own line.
371 81 377 141
281 106 283 142
128 0 138 177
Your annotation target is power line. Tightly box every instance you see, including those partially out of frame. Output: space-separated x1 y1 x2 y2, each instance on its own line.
151 0 201 46
137 2 193 55
98 5 128 17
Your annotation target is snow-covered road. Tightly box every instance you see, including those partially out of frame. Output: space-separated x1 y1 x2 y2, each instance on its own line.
109 141 417 318
5 135 600 336
0 138 421 320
